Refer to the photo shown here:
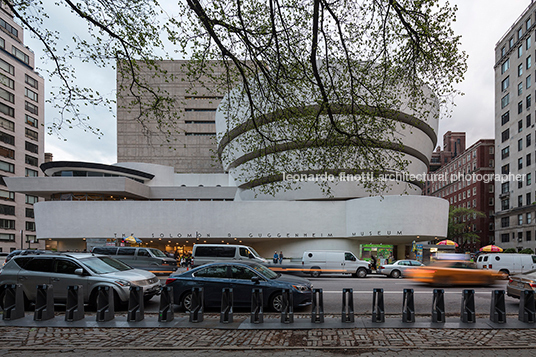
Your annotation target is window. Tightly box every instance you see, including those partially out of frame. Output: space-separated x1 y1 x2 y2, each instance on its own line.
24 88 38 102
502 58 510 73
12 46 29 65
0 218 14 229
528 153 532 166
529 212 533 224
0 117 13 132
519 195 523 207
501 217 510 227
528 55 532 69
502 164 510 174
518 138 523 151
519 232 524 242
0 132 13 145
0 189 14 201
528 75 532 89
527 192 532 205
0 103 14 117
25 101 38 115
230 266 257 280
528 18 533 30
501 147 509 159
519 82 524 95
518 157 523 169
501 198 510 210
25 195 38 204
25 221 35 231
25 168 37 177
528 35 533 49
501 233 510 243
519 120 523 132
25 75 38 89
519 27 523 40
0 73 14 89
25 128 37 141
24 155 38 167
527 114 532 127
0 204 14 215
501 47 506 56
528 134 532 146
510 37 514 48
502 182 510 193
529 173 532 185
528 94 532 108
25 141 38 154
519 180 523 189
501 94 510 108
518 101 523 113
527 231 532 242
502 76 510 91
502 128 509 142
0 233 14 241
501 111 510 125
0 88 14 104
25 208 34 218
519 46 523 58
0 145 14 159
25 115 37 128
0 160 13 173
195 265 228 278
519 63 523 76
0 59 14 75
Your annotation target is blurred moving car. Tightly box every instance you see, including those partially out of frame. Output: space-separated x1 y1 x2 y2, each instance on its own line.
165 261 313 312
90 247 177 274
377 260 425 278
0 252 161 309
406 260 504 286
506 269 536 298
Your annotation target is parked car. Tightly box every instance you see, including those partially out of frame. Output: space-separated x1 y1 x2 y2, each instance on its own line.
377 260 424 278
90 246 177 274
0 252 9 267
476 253 536 275
165 261 313 312
301 250 371 278
192 244 268 267
0 252 161 309
507 269 536 298
406 260 504 286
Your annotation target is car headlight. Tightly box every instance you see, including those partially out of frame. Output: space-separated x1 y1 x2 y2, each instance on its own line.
292 284 309 292
114 280 131 287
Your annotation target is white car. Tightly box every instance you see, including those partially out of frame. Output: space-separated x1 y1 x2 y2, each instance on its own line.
377 260 424 278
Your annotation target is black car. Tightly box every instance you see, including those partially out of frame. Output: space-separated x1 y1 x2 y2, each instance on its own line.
165 261 313 312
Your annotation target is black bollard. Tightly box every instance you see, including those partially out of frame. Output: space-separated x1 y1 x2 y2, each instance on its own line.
96 285 115 322
490 290 506 324
127 286 144 322
402 288 415 323
189 287 204 322
2 284 24 321
460 289 476 323
372 288 385 323
311 288 324 323
341 288 355 323
280 289 294 324
34 284 54 321
220 288 233 324
519 289 536 323
65 285 84 322
158 286 174 322
250 288 263 324
432 289 445 323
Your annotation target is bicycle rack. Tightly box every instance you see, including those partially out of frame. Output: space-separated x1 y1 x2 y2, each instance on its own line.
372 288 385 323
460 289 476 323
519 289 536 323
127 286 144 322
280 289 294 324
158 286 174 322
34 284 54 321
96 285 115 322
490 290 506 324
402 288 415 323
220 288 233 324
311 288 324 323
2 284 24 321
432 289 445 323
65 285 84 322
250 288 263 324
189 287 204 323
341 288 354 323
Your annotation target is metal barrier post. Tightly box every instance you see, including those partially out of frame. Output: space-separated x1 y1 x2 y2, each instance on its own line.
460 289 476 323
432 289 445 323
519 289 536 323
96 286 115 322
189 287 204 323
311 288 324 323
402 288 415 323
65 285 84 322
220 288 233 324
127 286 144 322
280 289 294 324
34 284 54 321
2 284 24 321
341 288 355 323
490 290 506 324
372 288 385 323
158 286 174 322
250 288 263 324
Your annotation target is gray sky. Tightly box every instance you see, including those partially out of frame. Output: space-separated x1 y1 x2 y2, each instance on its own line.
26 0 534 164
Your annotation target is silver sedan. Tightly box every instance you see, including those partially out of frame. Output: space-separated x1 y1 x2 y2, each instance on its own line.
377 260 424 278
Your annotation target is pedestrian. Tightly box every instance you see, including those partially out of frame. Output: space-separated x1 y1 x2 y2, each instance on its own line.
279 251 284 264
371 255 377 271
273 251 279 264
388 252 394 264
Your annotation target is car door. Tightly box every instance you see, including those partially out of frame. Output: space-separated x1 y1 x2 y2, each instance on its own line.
344 252 357 273
51 258 88 302
16 257 54 301
136 248 152 269
229 265 263 307
191 265 231 307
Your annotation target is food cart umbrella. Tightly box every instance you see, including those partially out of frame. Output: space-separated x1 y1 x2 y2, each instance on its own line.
436 239 459 247
479 245 503 252
125 235 142 244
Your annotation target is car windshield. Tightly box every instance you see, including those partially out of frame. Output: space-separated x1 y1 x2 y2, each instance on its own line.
251 264 278 279
248 247 262 259
149 248 166 257
81 256 133 274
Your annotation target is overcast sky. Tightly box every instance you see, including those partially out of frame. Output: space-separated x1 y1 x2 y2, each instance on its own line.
26 0 535 164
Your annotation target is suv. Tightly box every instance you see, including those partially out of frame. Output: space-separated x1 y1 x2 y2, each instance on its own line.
91 247 177 274
0 252 161 309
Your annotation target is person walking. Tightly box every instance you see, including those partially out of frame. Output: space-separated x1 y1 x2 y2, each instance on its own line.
279 251 284 264
371 255 377 271
273 251 279 264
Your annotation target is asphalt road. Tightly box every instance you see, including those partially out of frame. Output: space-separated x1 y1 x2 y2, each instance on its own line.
143 274 516 315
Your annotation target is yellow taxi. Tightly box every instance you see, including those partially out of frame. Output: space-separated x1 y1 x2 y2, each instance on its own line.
406 260 504 286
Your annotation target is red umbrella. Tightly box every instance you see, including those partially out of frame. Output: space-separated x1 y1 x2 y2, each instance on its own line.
479 245 503 252
436 239 459 247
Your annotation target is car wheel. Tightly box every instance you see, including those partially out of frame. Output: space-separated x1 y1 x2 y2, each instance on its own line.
270 292 284 312
390 270 401 279
181 291 193 312
356 268 367 278
310 269 321 278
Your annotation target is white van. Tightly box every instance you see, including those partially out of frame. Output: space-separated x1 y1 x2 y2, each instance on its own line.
302 250 371 278
192 244 268 267
476 253 536 275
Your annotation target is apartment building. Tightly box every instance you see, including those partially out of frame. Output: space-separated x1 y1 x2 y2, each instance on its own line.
0 6 44 252
495 1 536 251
